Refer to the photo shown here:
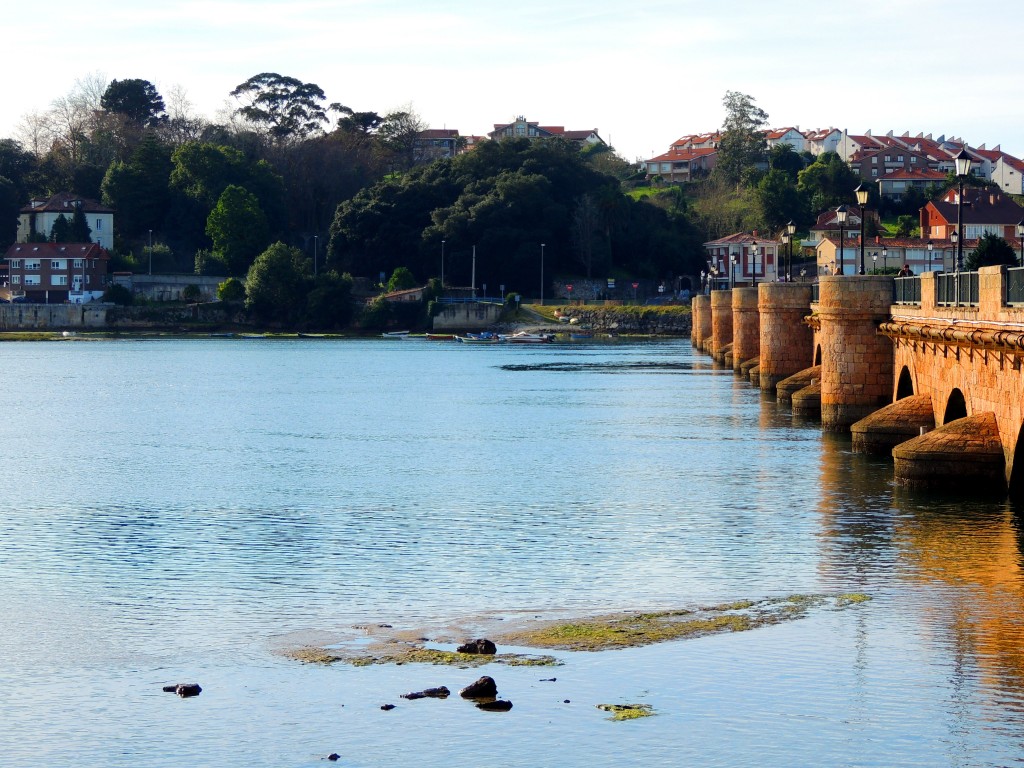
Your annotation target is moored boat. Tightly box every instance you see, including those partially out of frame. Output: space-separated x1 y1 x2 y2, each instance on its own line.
501 331 554 344
381 330 411 339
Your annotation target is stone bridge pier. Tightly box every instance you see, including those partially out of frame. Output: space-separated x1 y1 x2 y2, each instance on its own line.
817 276 895 432
691 294 711 351
758 283 814 393
731 288 759 372
710 289 733 363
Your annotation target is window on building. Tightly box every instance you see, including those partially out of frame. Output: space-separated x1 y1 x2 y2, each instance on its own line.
25 260 39 270
73 259 83 269
884 155 891 162
51 260 66 270
95 219 102 231
910 156 917 164
52 275 67 286
10 259 21 269
872 157 877 164
12 275 20 284
897 155 904 162
24 275 40 286
871 169 878 177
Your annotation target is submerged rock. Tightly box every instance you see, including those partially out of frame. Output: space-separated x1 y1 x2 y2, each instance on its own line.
400 686 450 700
476 699 513 712
456 638 497 655
162 683 202 697
327 754 341 761
459 676 498 699
380 704 396 711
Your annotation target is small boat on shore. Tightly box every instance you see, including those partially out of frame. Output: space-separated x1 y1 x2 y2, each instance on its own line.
501 331 555 344
381 330 411 339
425 333 457 341
456 335 500 344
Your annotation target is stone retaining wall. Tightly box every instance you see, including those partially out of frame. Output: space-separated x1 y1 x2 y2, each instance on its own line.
552 307 692 335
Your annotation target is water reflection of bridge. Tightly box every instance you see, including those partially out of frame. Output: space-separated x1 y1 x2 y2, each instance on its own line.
692 265 1024 498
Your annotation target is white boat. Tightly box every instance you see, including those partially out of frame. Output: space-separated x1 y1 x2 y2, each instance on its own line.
501 331 554 344
381 331 411 339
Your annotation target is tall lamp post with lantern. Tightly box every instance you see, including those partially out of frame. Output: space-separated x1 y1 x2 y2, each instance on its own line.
786 221 796 280
854 183 870 275
954 148 973 275
1017 220 1024 266
835 205 849 275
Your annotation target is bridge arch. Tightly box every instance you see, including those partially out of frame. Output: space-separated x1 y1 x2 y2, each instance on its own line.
943 389 968 424
896 366 914 400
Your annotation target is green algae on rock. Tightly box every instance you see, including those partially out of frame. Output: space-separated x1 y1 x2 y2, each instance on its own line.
494 594 870 652
284 644 559 668
597 703 655 721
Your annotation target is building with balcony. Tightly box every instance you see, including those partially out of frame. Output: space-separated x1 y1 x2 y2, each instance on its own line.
4 242 110 303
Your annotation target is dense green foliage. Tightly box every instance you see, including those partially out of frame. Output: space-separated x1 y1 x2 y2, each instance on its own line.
328 138 705 293
205 185 270 275
100 79 166 127
965 233 1019 269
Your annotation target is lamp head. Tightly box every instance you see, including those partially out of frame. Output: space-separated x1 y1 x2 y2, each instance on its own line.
954 148 972 178
835 204 849 225
786 220 797 235
854 182 870 206
951 229 959 244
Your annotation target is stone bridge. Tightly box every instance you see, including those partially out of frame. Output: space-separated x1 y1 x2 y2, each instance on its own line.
691 266 1024 498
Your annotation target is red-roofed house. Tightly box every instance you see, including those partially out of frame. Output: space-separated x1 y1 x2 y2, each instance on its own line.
766 127 805 153
17 193 114 250
703 232 779 287
4 242 110 303
487 116 605 148
877 167 947 200
920 188 1024 243
413 129 462 162
990 153 1024 195
644 147 717 182
804 128 842 156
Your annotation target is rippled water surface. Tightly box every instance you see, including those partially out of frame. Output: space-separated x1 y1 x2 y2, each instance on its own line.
3 337 1024 767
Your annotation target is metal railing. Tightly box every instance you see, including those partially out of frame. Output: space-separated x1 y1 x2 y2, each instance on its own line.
1006 267 1024 305
936 271 980 306
893 276 921 304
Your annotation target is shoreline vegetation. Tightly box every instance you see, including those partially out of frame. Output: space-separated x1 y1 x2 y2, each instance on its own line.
0 302 693 341
281 593 870 668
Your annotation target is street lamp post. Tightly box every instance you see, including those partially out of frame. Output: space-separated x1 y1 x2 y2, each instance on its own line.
781 233 790 281
730 251 738 289
313 235 318 276
882 246 888 273
951 229 960 304
872 252 877 273
1017 221 1024 266
540 243 545 305
749 240 758 285
926 239 933 273
954 148 972 275
835 205 849 275
441 239 445 287
786 220 796 280
148 229 153 276
855 183 869 275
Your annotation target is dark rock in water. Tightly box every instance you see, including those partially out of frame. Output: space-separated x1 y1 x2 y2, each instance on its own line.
327 754 341 761
476 699 513 712
380 704 396 711
563 700 571 704
457 638 497 655
459 676 498 699
378 624 393 628
163 683 202 697
401 686 450 700
539 678 557 682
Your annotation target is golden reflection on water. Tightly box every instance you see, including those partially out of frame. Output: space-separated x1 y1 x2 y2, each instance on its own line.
814 422 1024 710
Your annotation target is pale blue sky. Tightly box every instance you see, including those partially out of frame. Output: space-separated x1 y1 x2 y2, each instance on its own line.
4 0 1023 162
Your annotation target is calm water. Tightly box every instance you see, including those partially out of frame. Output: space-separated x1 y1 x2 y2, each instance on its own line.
2 337 1024 767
